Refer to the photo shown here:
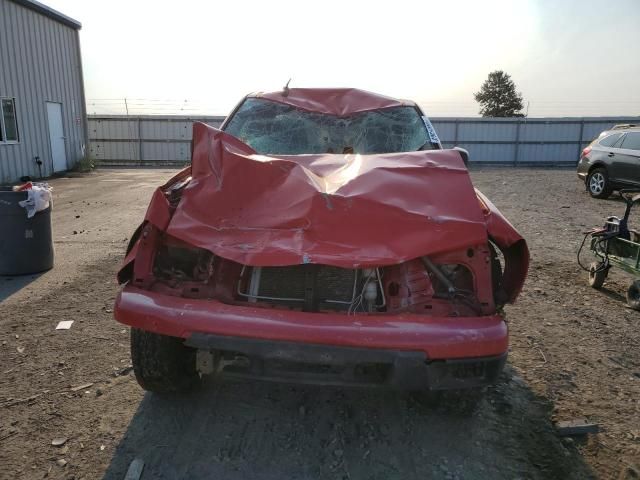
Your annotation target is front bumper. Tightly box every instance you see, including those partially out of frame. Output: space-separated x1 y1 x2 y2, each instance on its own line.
189 333 506 389
115 286 508 388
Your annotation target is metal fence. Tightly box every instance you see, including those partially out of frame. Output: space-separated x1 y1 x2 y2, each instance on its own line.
89 115 640 166
88 115 225 166
433 116 640 165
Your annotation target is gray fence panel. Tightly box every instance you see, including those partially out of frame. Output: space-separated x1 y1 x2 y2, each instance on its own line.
518 143 579 164
456 143 517 163
520 121 581 142
430 121 456 144
141 141 191 162
89 118 139 140
459 122 518 142
88 115 224 165
88 115 640 166
90 141 139 161
141 119 193 141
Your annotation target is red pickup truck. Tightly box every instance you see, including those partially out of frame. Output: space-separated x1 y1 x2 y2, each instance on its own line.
114 88 529 401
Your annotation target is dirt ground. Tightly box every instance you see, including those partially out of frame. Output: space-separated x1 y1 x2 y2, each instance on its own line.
1 167 639 480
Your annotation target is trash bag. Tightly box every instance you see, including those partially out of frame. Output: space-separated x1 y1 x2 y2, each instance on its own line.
17 183 52 218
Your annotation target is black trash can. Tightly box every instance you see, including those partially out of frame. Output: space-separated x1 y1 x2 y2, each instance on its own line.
0 187 54 275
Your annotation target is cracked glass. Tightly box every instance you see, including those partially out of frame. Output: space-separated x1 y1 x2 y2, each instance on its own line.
224 98 432 155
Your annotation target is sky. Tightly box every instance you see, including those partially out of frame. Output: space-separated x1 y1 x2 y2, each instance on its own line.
46 0 640 117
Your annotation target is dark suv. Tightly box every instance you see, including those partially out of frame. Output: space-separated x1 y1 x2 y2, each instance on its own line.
577 125 640 198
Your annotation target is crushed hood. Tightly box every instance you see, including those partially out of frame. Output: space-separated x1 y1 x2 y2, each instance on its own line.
252 88 416 116
147 123 490 268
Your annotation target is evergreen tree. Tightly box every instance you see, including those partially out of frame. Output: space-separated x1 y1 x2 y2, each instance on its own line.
474 71 524 117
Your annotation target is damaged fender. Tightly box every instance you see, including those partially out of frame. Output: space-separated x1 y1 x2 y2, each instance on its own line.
476 190 529 302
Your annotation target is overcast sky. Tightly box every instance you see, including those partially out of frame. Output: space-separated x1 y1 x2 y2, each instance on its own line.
47 0 640 117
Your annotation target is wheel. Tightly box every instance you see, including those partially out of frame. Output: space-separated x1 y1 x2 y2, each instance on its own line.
626 280 640 311
588 261 608 289
130 328 200 393
587 168 612 199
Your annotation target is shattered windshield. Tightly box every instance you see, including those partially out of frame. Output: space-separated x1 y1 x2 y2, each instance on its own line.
223 98 433 155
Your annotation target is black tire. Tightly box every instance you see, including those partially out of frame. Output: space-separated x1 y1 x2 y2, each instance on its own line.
410 388 485 416
587 168 612 199
588 261 608 289
626 280 640 311
130 328 200 393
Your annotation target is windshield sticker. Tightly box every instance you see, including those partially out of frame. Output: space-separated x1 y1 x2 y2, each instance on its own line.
422 116 440 144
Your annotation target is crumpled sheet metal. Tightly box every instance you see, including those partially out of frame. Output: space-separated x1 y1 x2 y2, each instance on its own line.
147 122 493 268
253 88 414 117
475 189 529 301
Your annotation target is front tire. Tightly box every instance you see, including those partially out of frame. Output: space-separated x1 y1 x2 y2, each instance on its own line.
131 328 200 393
587 168 612 199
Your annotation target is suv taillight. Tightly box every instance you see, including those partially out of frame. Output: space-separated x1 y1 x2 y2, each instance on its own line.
581 146 592 158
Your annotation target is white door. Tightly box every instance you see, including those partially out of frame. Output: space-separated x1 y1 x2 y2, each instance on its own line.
46 102 67 172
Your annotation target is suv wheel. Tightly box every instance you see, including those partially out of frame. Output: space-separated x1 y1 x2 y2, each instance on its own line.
587 168 612 199
131 328 200 393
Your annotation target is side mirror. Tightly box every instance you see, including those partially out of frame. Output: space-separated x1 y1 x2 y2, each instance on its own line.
452 146 469 167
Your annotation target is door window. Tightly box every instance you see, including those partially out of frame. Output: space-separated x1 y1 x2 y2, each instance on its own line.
599 133 623 147
620 132 640 151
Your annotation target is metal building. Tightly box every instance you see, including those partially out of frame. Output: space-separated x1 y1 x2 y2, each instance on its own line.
0 0 87 183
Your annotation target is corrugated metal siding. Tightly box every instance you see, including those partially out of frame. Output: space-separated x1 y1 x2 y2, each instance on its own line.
431 117 640 164
142 119 194 140
518 144 577 163
88 115 640 166
459 121 518 142
90 142 138 162
520 121 580 142
141 142 191 162
88 116 224 165
456 143 517 163
0 0 86 183
91 119 139 140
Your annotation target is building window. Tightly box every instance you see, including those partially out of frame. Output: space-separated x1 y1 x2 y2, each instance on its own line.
0 97 19 143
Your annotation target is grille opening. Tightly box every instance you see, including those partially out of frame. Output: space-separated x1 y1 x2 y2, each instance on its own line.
237 265 385 313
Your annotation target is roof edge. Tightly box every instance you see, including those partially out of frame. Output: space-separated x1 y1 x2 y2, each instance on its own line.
247 87 417 117
9 0 81 29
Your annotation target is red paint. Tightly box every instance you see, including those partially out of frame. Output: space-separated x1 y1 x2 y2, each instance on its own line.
152 123 490 268
475 190 529 301
115 286 508 359
254 88 412 116
114 87 529 363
